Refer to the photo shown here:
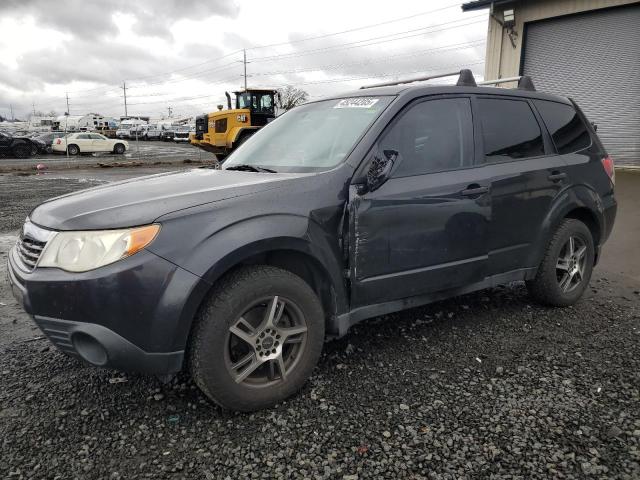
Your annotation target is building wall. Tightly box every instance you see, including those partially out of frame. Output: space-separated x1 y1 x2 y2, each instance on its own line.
483 0 639 81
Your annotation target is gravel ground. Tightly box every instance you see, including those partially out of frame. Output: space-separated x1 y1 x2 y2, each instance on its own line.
1 170 639 479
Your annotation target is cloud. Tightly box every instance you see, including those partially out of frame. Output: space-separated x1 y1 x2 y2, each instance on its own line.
3 0 239 40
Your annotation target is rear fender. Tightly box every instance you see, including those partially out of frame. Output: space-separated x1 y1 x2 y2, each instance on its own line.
228 126 259 146
528 184 604 268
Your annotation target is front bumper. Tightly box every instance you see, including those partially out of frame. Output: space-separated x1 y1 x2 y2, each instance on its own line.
8 244 208 375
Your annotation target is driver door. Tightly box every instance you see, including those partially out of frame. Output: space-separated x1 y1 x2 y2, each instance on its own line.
348 96 492 307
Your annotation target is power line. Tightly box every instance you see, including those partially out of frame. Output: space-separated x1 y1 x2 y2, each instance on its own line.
250 15 487 62
250 40 485 77
246 2 463 50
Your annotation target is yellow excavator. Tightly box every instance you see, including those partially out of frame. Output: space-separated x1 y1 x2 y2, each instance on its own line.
190 89 277 162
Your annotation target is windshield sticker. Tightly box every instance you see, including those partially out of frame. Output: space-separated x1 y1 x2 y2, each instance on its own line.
334 98 380 109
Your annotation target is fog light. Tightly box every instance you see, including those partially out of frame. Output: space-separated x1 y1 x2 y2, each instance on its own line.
72 332 108 366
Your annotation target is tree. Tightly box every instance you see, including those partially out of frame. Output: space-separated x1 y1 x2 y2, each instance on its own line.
276 86 309 111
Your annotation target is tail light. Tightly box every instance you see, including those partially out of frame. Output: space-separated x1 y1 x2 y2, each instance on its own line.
56 138 61 144
601 155 615 184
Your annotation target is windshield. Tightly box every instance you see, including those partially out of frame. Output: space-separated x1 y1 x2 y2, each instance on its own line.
224 96 393 173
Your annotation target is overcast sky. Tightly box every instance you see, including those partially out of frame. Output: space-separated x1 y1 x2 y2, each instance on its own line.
0 0 487 121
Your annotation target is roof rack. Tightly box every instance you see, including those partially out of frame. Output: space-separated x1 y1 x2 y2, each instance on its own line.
360 69 536 91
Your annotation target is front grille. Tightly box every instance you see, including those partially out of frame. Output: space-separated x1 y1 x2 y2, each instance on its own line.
16 219 55 272
17 237 46 270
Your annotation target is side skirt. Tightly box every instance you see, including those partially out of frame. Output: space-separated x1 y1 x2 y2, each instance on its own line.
331 267 537 338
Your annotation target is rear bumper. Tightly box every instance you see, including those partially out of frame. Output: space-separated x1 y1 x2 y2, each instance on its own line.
8 244 207 375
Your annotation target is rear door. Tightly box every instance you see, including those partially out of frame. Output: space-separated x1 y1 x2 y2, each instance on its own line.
474 96 567 275
349 96 491 307
75 133 94 152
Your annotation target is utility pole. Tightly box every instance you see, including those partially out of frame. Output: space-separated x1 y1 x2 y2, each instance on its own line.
121 82 128 117
243 49 248 90
65 92 70 115
32 101 36 116
10 104 14 120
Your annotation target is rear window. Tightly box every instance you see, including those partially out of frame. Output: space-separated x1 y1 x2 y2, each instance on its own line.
477 98 545 162
534 100 591 154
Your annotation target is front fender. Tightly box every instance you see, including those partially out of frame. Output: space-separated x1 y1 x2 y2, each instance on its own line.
148 213 347 350
528 184 605 268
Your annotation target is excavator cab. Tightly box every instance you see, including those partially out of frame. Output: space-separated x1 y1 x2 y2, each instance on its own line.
190 89 278 162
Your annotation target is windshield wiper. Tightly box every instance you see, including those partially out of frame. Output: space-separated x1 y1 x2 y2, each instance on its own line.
225 164 277 173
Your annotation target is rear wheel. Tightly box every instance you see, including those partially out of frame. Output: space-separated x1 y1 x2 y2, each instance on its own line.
113 143 125 155
189 266 325 411
12 144 31 159
527 219 594 306
67 144 79 156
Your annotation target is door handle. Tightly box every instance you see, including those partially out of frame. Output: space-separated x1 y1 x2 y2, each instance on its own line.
461 184 489 196
548 171 567 182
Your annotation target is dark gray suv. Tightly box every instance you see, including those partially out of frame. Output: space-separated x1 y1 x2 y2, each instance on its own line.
8 71 616 411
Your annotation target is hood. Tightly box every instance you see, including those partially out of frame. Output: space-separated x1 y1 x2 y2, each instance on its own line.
30 169 304 231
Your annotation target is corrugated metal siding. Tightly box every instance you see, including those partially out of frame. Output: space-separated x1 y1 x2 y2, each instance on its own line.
482 0 639 85
522 4 640 166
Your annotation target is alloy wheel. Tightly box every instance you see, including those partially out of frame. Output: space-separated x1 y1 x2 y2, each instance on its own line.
556 235 587 293
224 295 308 387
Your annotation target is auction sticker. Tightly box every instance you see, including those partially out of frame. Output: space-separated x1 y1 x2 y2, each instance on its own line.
334 98 380 109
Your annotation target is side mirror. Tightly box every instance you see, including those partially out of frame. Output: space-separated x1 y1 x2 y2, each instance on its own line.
364 149 397 193
591 121 598 132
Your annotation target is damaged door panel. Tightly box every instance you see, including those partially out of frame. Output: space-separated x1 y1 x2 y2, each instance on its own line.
348 168 492 307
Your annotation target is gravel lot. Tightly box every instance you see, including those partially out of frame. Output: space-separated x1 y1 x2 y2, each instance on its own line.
1 169 639 479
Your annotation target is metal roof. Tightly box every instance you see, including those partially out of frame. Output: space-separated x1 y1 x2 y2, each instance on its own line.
461 0 516 12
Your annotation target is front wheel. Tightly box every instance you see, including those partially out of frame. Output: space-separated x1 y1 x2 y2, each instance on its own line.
189 266 325 411
527 219 595 306
113 143 125 154
12 144 31 159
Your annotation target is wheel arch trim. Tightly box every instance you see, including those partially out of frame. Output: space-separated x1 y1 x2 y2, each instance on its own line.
529 184 605 267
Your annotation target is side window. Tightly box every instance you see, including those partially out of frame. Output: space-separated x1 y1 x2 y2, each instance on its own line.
534 100 591 154
215 118 227 133
477 98 544 162
380 97 473 177
78 134 91 140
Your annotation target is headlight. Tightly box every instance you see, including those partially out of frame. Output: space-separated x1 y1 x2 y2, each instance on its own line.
38 224 160 272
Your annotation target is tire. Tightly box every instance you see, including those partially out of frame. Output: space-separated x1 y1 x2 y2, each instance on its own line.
67 144 80 156
526 219 595 307
12 144 31 159
189 266 325 411
113 143 125 155
30 144 38 155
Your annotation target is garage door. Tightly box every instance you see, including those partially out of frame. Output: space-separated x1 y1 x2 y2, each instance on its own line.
522 4 640 167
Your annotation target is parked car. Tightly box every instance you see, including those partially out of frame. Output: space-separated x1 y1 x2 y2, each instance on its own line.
52 132 128 155
115 126 130 139
161 127 175 142
8 72 616 412
144 125 162 141
0 131 37 158
33 132 66 154
173 126 191 143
